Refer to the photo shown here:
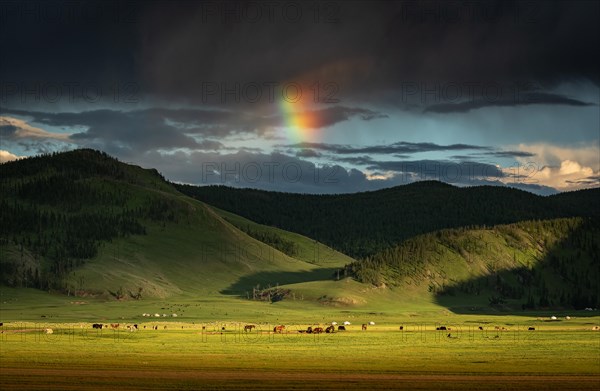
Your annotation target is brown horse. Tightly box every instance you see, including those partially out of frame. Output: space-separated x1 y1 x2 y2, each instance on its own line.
273 325 285 333
361 324 367 331
325 325 335 333
110 323 120 330
313 327 324 334
244 325 256 332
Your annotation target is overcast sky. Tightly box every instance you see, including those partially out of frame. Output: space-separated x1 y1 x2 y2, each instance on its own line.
1 0 598 195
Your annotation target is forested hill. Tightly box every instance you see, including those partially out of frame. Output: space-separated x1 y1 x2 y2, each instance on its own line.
0 149 185 289
348 217 600 310
176 183 600 258
0 150 354 297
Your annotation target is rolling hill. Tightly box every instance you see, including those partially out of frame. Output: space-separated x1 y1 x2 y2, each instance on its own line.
2 149 598 313
348 217 599 311
176 182 600 258
0 149 352 299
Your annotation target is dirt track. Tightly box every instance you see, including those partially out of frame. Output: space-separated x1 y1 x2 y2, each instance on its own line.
2 367 599 390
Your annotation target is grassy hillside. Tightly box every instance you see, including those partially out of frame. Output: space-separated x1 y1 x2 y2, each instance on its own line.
212 206 354 267
2 149 598 314
348 217 600 311
176 182 600 258
0 150 353 299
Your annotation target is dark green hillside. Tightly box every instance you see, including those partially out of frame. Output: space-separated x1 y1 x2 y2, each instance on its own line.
176 182 600 258
0 150 186 289
348 217 599 310
0 149 352 298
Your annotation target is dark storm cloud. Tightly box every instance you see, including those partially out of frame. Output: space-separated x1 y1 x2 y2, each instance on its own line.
2 105 386 145
365 159 505 179
333 156 374 165
566 175 600 186
424 93 595 114
295 149 321 158
0 124 18 137
284 141 490 155
3 108 205 153
483 151 537 158
140 150 389 194
2 1 597 107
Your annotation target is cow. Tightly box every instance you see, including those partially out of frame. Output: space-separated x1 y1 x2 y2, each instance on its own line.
273 325 285 333
369 321 375 326
362 324 367 331
437 326 447 331
44 328 53 334
133 324 138 329
313 327 324 334
110 323 120 330
92 323 103 329
244 325 256 332
528 327 535 331
306 326 313 334
399 326 404 331
338 325 346 331
0 323 3 327
478 326 484 331
164 325 167 330
325 325 335 333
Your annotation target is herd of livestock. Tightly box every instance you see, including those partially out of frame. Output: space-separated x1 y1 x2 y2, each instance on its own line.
5 319 595 335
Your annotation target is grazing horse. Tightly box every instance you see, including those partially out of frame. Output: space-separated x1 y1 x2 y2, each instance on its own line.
313 327 324 334
362 324 367 331
110 323 120 330
338 325 346 331
325 325 335 333
244 325 256 332
273 325 285 333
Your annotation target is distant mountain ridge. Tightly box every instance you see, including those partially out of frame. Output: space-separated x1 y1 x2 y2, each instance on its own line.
176 182 600 258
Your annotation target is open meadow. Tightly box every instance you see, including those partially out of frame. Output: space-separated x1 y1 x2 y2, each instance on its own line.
1 289 599 390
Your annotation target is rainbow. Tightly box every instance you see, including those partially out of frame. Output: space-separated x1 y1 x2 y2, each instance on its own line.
278 94 318 143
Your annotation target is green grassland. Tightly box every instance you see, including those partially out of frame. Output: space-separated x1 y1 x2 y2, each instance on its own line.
1 312 599 390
